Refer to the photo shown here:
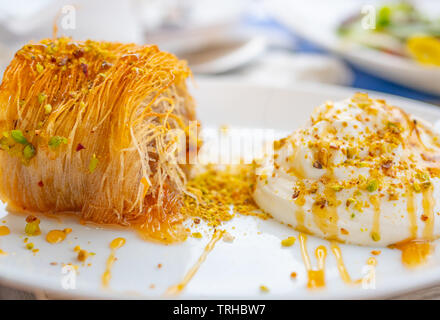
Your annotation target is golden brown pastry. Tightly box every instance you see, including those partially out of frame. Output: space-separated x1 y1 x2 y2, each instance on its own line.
0 37 196 243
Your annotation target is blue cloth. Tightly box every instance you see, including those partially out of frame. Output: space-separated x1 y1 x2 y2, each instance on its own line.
295 37 440 104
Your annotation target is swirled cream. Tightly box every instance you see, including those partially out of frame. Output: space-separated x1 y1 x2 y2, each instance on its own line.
254 93 440 246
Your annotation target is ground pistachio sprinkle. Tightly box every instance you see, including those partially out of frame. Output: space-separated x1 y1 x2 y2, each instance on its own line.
181 164 270 227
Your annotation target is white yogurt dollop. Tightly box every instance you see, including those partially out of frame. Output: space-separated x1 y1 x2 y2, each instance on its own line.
254 93 440 246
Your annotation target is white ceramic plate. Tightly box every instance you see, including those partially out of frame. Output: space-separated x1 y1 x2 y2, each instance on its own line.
1 79 440 299
267 0 440 95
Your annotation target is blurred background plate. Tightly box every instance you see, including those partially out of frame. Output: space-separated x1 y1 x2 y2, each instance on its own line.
268 0 440 95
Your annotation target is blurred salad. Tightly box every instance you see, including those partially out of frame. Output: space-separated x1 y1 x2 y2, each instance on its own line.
338 1 440 66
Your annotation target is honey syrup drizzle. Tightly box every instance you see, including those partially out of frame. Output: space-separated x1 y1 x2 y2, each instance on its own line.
289 154 339 240
324 183 339 240
299 233 327 289
102 237 126 288
314 168 339 241
295 206 307 233
406 188 418 238
166 229 224 296
370 195 381 241
422 186 435 240
330 241 362 285
294 187 309 233
299 233 312 270
311 185 339 241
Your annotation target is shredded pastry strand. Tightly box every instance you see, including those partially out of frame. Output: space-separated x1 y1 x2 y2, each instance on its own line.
0 37 196 243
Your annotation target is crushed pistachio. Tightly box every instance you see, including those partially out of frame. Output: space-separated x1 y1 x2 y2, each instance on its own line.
358 161 369 169
346 147 357 159
281 236 296 247
421 180 431 189
77 249 89 262
89 153 98 173
223 232 235 243
371 232 381 242
44 104 52 114
48 136 68 150
1 130 36 162
259 285 269 293
25 215 41 236
330 184 343 192
11 130 28 145
312 161 323 169
191 232 203 239
413 182 421 193
23 144 36 160
291 189 300 199
346 198 356 207
366 179 378 192
317 148 329 167
36 63 44 73
37 92 47 104
181 165 269 227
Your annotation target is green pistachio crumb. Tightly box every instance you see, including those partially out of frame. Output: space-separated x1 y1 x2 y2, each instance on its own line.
37 93 47 104
44 104 52 114
191 232 203 239
11 130 28 145
413 182 421 193
260 285 269 293
366 179 378 192
330 184 343 192
371 232 381 242
281 236 296 247
346 198 356 207
89 153 99 173
36 63 44 73
23 144 36 160
48 136 68 150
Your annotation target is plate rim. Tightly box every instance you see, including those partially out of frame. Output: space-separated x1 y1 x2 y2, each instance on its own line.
267 0 440 95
